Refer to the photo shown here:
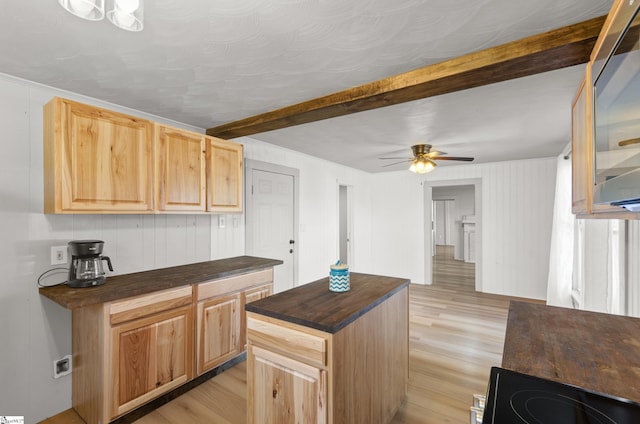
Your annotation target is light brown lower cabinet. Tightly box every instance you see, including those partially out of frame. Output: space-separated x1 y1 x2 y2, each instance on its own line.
196 269 274 375
73 286 194 424
250 345 327 423
246 285 408 424
197 292 242 374
110 302 194 418
72 268 274 424
242 283 272 348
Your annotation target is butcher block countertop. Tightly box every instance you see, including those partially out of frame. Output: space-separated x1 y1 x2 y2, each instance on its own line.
502 301 640 403
245 272 409 333
39 255 282 309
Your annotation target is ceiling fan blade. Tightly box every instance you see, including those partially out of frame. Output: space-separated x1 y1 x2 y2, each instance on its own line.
379 156 411 160
381 160 411 167
619 138 640 147
433 156 474 161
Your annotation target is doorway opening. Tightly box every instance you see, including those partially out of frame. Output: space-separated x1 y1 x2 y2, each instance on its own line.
338 184 353 266
424 179 482 291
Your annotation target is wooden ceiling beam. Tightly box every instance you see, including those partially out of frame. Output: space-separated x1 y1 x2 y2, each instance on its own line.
207 16 606 139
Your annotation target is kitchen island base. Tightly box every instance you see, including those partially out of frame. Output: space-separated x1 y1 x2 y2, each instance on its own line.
246 273 409 424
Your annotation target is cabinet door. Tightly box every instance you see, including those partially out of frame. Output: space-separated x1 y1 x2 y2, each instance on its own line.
206 137 243 212
110 305 193 419
242 284 272 348
197 292 242 374
44 97 154 213
571 73 590 215
155 124 207 211
248 345 327 424
244 283 272 305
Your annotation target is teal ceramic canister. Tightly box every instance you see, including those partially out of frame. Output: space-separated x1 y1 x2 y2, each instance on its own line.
329 262 349 292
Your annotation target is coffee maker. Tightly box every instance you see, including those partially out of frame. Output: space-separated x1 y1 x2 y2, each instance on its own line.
68 240 113 288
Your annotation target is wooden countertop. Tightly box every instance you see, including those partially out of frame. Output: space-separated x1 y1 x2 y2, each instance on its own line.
502 301 640 403
245 272 409 333
39 256 283 310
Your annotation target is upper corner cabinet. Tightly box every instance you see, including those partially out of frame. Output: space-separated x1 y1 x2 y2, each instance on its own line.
43 97 154 214
590 0 640 214
206 137 243 213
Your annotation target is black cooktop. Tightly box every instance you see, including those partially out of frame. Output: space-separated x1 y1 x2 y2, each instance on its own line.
483 367 640 423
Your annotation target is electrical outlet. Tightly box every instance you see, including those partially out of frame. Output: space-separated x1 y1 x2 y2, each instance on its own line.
50 245 68 265
218 215 226 229
53 354 72 378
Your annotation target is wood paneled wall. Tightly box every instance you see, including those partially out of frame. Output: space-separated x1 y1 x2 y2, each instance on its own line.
0 74 212 423
372 158 557 300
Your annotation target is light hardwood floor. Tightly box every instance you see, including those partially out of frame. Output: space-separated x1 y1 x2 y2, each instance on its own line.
42 246 535 423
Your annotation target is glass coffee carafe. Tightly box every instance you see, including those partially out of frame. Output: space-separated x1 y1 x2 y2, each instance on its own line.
67 240 113 288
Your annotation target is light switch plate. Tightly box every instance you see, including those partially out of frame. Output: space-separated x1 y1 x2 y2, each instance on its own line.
218 215 226 229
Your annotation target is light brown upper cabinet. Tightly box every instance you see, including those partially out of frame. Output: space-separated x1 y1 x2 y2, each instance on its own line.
44 97 154 213
207 137 243 212
570 0 640 219
44 97 244 214
155 124 207 212
571 71 590 216
571 68 635 218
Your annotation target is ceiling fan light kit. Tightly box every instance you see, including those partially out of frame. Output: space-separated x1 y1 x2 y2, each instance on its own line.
59 0 143 31
381 143 475 174
409 156 436 174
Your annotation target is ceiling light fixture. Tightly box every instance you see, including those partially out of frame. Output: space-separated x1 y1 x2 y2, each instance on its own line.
58 0 105 20
58 0 143 32
409 156 436 174
107 0 144 31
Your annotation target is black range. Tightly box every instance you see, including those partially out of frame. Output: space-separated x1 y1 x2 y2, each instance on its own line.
483 367 640 424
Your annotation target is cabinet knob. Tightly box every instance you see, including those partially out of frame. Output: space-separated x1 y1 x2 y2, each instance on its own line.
289 249 293 254
289 240 295 244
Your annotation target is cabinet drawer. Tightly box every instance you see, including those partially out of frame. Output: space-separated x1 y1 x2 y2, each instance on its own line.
247 316 327 367
110 286 193 325
197 269 273 301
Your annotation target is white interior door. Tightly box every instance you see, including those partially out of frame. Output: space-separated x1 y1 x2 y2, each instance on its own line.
246 166 296 293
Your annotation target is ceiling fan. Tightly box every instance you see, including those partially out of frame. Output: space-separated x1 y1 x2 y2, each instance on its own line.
379 144 474 174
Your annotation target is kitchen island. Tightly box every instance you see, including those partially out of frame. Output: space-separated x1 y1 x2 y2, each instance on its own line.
502 301 640 403
245 272 410 424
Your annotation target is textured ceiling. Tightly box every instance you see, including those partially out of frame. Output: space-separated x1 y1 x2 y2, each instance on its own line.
0 0 613 172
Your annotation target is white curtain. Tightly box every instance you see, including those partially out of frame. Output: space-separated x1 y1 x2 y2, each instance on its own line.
546 152 575 307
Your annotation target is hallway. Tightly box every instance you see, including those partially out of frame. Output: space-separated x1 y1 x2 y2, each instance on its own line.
433 245 475 290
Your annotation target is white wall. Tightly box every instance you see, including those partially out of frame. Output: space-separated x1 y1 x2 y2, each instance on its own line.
0 74 215 423
369 172 426 283
369 158 557 299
